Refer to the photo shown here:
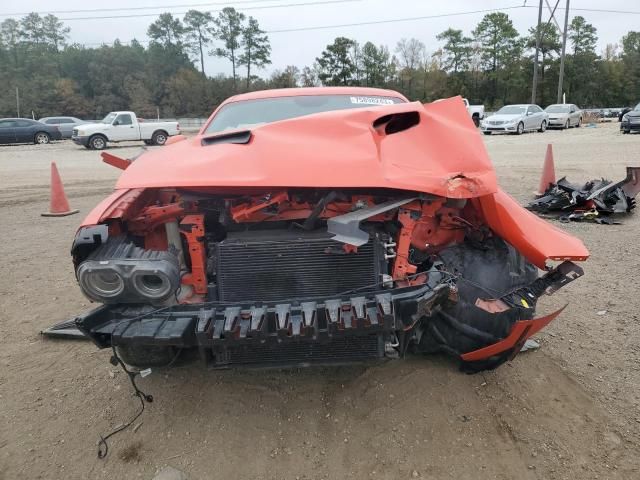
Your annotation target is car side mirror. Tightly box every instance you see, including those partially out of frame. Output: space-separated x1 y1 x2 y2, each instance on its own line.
113 120 120 126
527 112 533 116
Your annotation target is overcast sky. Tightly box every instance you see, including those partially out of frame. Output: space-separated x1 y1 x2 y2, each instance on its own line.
3 0 639 76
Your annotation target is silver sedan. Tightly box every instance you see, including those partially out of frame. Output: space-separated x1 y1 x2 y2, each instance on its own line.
544 104 583 129
38 116 89 139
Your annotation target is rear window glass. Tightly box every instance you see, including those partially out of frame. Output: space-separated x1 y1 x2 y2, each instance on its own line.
206 94 405 133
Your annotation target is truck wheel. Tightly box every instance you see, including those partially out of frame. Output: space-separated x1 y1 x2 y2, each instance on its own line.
89 135 107 150
152 130 168 146
116 345 177 368
34 132 50 144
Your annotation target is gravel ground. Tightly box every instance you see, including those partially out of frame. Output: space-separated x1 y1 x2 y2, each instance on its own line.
0 124 639 480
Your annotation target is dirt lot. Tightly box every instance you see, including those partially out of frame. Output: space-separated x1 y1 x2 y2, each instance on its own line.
1 124 639 480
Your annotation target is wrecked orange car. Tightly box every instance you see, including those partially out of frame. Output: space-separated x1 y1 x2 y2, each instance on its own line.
72 87 588 373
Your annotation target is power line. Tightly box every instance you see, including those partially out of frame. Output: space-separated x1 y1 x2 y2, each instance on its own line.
2 0 361 21
266 5 527 33
523 5 640 15
76 4 529 46
1 0 295 17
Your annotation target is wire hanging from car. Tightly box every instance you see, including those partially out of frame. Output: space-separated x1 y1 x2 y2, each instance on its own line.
96 346 154 459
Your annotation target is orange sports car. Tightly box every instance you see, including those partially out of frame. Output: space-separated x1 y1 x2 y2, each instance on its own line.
72 87 588 373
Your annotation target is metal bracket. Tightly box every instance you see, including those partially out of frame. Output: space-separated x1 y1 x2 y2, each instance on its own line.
327 197 417 246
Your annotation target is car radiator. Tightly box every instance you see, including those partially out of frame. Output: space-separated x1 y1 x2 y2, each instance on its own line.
212 230 384 303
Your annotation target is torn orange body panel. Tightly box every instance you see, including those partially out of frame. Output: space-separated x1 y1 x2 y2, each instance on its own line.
81 188 142 226
101 152 131 170
476 189 590 269
461 306 566 362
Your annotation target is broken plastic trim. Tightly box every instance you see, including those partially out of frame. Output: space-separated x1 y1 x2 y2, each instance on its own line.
41 319 86 339
460 261 584 364
527 166 640 220
460 306 566 362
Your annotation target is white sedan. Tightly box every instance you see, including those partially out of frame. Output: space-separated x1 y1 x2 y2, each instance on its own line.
481 104 549 135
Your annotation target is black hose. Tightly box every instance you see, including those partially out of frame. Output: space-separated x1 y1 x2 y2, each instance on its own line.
428 322 461 357
301 191 337 230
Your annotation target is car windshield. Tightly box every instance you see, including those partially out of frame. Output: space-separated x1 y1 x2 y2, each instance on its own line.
546 105 570 113
205 94 405 133
101 113 117 124
496 106 526 115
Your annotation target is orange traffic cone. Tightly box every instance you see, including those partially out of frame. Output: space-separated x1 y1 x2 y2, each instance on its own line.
535 144 556 197
41 162 79 217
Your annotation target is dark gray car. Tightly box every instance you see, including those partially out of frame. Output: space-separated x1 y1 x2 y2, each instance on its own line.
0 118 63 145
620 102 640 134
38 116 87 139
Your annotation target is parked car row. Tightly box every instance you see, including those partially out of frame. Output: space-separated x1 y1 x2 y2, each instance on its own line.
0 112 180 147
480 103 584 135
2 99 637 147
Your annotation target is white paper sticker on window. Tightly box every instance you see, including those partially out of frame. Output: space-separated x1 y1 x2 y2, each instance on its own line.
350 96 395 105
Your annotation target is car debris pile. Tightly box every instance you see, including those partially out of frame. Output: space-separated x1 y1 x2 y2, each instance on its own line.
527 167 640 223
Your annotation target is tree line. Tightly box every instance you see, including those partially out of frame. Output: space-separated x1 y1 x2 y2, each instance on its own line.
0 9 639 119
313 13 640 109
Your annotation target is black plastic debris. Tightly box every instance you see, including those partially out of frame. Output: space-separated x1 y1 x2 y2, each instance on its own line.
527 167 640 223
41 318 87 339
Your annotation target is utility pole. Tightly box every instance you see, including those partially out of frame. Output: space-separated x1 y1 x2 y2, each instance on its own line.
16 87 20 117
556 0 570 104
531 0 543 104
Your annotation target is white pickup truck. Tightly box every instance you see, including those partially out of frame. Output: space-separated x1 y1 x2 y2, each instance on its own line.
71 111 180 150
462 99 485 127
